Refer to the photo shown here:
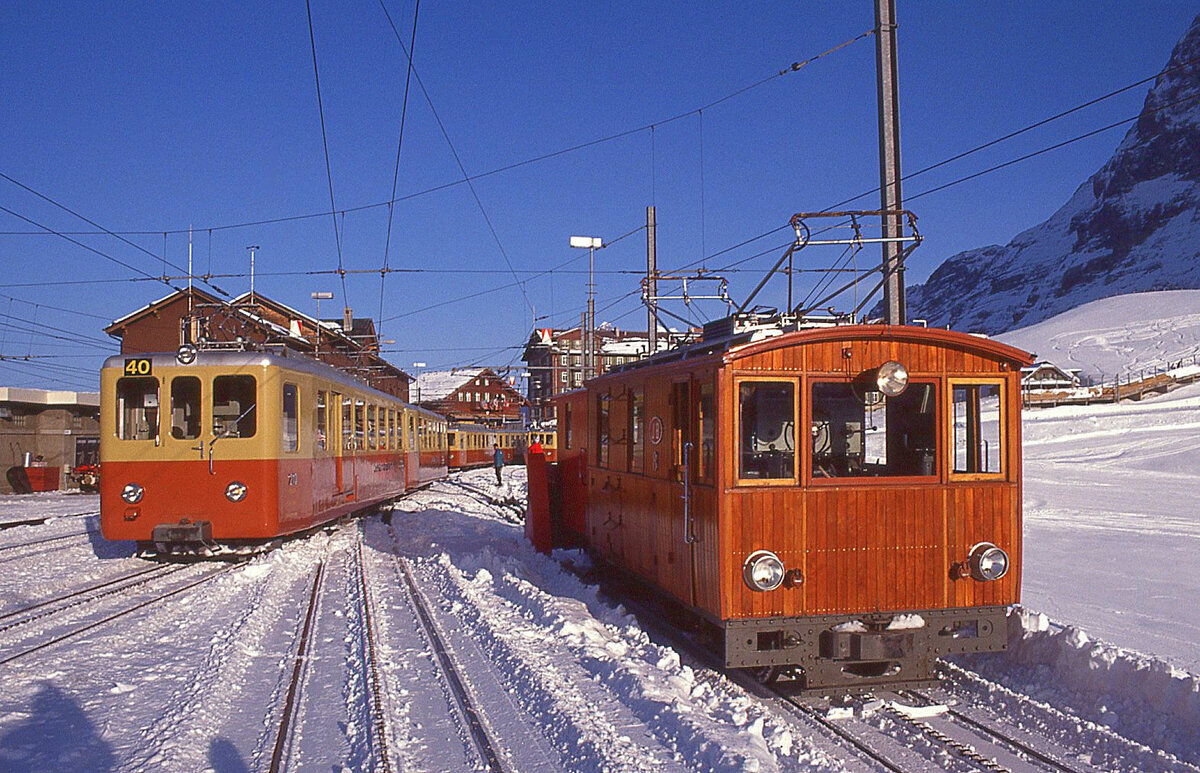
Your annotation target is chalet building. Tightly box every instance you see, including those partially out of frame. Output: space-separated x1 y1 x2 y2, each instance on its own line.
521 326 684 423
0 387 100 493
1021 361 1083 391
104 288 412 400
413 368 526 426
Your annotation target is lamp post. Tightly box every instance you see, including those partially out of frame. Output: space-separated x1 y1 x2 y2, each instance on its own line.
570 235 603 379
247 245 260 304
412 361 427 403
312 291 333 359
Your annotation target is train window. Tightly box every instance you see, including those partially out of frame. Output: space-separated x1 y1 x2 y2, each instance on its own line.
564 403 572 448
170 376 201 440
282 383 299 452
355 400 366 449
628 389 643 472
116 377 159 441
408 415 415 450
738 381 795 480
811 382 937 479
213 376 256 438
698 382 716 483
951 382 1004 476
316 391 328 451
596 393 611 467
448 432 456 448
366 405 377 450
342 396 353 451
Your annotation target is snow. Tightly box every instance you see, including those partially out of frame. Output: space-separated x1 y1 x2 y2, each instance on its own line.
2 291 1200 769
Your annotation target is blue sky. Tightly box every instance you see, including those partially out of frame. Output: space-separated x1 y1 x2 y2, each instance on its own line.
0 1 1196 391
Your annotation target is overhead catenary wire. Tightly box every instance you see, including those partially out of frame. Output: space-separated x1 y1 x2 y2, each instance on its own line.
305 0 349 305
378 0 536 320
0 29 877 240
377 0 422 337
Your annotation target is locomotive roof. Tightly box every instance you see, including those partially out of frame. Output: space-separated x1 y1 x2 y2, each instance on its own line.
600 322 1034 378
102 349 443 418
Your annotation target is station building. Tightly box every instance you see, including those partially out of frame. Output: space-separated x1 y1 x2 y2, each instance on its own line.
0 387 100 493
413 367 526 426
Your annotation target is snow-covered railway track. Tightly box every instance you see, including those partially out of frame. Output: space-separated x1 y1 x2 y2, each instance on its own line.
0 509 99 531
0 562 236 666
0 526 99 557
267 555 327 773
439 477 524 523
901 689 1092 773
392 551 507 771
0 562 173 634
349 529 395 773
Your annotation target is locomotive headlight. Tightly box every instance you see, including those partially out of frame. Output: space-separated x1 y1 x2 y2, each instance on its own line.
968 542 1009 581
225 481 248 503
120 483 144 504
876 360 909 397
743 550 786 592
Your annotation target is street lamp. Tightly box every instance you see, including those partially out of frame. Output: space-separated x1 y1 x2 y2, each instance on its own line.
312 291 334 358
570 236 603 379
412 361 427 402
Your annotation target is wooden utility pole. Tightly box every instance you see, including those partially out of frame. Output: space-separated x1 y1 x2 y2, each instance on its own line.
876 0 905 325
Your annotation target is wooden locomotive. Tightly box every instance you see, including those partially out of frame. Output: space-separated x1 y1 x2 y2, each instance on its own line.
100 347 447 554
538 317 1033 692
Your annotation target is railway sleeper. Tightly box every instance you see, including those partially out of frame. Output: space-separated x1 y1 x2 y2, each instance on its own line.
725 606 1008 696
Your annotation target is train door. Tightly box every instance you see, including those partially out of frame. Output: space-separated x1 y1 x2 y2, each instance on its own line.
670 380 698 606
330 391 345 493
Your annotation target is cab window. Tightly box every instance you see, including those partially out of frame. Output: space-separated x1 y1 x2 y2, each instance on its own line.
698 382 716 483
170 376 201 440
117 377 159 441
811 382 936 478
951 382 1003 475
213 375 256 438
738 381 795 480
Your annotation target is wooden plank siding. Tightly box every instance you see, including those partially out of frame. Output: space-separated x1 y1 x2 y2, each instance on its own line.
558 325 1032 626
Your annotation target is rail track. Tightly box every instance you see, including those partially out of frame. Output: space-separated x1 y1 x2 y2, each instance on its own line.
0 509 100 531
383 523 507 772
0 562 174 634
0 526 100 556
267 552 328 773
0 562 236 666
350 529 395 773
441 476 524 524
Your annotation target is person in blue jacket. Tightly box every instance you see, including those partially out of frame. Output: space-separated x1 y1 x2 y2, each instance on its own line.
492 443 504 485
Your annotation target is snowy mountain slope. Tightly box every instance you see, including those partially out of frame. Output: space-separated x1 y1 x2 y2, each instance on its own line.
906 12 1200 334
996 288 1200 379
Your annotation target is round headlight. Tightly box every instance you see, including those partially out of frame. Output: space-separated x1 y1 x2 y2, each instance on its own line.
968 542 1009 581
876 360 909 397
121 483 144 504
743 550 785 592
176 344 198 365
225 481 248 503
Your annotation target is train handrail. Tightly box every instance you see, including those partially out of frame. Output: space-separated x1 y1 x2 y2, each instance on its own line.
683 442 697 544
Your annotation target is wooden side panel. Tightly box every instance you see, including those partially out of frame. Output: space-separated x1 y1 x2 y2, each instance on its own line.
945 484 1021 607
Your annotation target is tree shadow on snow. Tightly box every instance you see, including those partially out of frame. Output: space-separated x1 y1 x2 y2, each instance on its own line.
0 683 115 771
208 737 250 773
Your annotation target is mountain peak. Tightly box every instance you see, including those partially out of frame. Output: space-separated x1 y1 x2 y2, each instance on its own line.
907 12 1200 334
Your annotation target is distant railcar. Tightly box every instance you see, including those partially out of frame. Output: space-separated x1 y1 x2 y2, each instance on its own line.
447 424 528 469
544 322 1033 692
528 428 557 462
100 348 448 554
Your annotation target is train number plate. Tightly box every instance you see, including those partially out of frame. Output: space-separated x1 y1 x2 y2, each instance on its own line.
123 358 153 376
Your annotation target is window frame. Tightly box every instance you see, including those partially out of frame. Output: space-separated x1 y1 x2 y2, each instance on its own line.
733 376 799 487
947 377 1007 481
806 376 941 486
282 382 299 453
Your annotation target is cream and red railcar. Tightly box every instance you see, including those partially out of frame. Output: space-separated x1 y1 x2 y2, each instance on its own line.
447 424 527 469
100 349 448 553
528 429 557 462
549 323 1033 692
